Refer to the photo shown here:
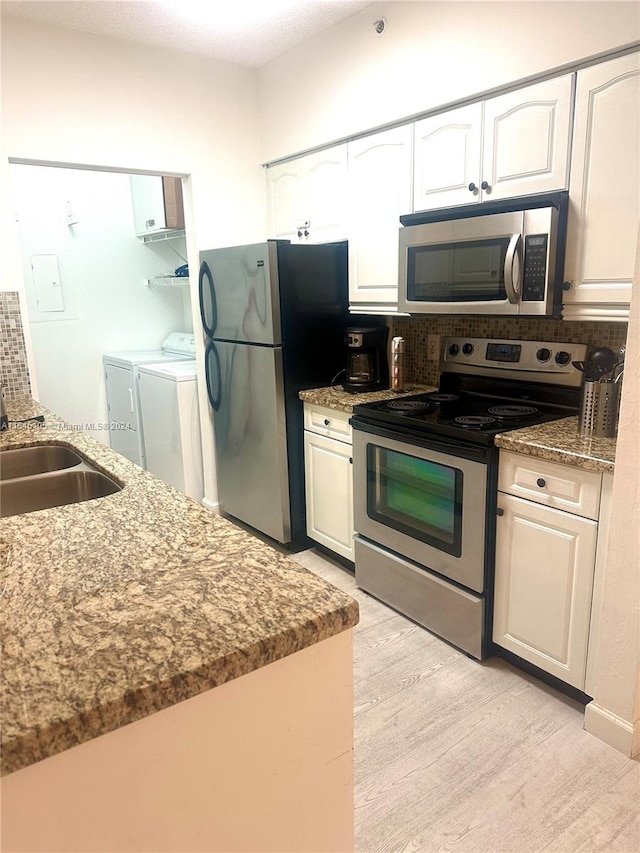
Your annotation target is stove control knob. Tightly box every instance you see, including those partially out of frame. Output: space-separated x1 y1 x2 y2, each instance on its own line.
536 347 551 363
448 343 459 357
555 350 571 366
462 343 474 356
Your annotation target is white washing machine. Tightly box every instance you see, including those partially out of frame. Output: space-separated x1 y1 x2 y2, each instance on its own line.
103 333 195 468
137 359 204 502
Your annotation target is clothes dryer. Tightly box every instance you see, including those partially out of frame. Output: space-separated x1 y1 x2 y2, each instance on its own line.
137 360 203 501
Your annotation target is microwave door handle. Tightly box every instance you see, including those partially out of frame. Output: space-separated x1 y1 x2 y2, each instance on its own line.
504 234 522 304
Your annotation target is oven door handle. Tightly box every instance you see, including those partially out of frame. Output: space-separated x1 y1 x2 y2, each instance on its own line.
351 418 490 463
504 233 522 304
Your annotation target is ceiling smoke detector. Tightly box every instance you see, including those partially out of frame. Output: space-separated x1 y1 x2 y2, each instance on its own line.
373 17 386 36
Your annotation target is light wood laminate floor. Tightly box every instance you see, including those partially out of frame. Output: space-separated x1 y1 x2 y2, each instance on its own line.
293 549 640 853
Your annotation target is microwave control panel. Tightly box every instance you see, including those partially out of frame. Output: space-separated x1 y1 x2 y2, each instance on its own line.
521 234 548 301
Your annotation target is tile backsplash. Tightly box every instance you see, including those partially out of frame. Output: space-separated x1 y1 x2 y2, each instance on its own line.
0 291 32 400
389 316 628 386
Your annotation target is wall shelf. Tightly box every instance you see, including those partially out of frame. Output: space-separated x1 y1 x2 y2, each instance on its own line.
149 275 190 286
138 228 186 244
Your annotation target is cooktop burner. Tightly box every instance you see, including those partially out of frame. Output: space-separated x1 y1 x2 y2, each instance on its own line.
425 393 460 404
454 415 498 429
487 404 540 419
386 399 432 413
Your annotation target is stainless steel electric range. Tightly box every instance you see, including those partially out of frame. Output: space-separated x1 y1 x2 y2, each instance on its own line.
351 336 586 659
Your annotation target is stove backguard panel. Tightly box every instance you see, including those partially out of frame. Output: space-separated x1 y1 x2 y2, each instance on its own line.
390 316 628 388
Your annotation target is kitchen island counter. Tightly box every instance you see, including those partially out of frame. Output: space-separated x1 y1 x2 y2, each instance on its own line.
0 399 359 778
495 416 616 473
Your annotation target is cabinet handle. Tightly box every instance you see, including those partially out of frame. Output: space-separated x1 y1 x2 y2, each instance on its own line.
349 457 353 465
536 478 546 488
297 230 303 238
562 281 573 291
481 180 490 191
496 507 504 516
468 182 477 192
324 418 330 426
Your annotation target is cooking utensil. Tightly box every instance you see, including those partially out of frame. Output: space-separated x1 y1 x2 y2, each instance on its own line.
572 360 586 372
587 346 617 379
584 346 618 382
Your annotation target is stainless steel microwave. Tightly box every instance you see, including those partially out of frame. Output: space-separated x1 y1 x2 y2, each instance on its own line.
398 192 568 316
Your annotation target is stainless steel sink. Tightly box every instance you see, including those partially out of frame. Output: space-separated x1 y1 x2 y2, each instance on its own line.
0 445 84 480
1 469 121 517
0 444 123 517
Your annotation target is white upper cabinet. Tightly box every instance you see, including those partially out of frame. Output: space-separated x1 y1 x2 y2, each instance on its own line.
483 76 573 200
413 75 573 211
413 103 483 210
563 52 640 322
266 145 348 243
347 125 413 312
130 175 184 237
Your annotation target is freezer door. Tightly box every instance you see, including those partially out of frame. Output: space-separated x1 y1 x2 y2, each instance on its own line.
199 243 282 344
210 339 291 543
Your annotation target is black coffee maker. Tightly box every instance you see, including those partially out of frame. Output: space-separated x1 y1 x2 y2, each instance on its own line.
343 326 389 394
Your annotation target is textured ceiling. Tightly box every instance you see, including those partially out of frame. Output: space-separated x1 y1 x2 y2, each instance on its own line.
2 0 374 68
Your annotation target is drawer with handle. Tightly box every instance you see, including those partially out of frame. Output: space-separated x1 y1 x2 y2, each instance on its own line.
498 450 602 520
303 404 352 443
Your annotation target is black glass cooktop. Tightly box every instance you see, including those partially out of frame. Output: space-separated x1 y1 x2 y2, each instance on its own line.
352 390 573 447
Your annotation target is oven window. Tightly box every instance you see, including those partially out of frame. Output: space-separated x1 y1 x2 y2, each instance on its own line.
407 238 510 302
367 445 463 557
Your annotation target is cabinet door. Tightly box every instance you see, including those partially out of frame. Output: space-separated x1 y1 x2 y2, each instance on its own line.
304 431 354 562
482 75 573 200
266 159 305 240
493 492 598 689
304 146 348 243
563 52 640 321
104 364 142 466
413 103 482 211
347 126 413 311
266 145 347 243
130 175 166 236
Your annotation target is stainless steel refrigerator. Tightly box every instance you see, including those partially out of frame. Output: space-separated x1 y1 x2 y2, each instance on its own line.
198 240 363 548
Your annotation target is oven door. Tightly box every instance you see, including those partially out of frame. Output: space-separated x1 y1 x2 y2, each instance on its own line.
353 423 487 593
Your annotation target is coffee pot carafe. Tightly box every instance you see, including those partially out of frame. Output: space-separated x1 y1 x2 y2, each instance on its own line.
343 326 389 394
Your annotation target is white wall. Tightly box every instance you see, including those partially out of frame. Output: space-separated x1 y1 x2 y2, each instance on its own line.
258 0 640 161
584 233 640 757
10 165 190 442
1 14 268 504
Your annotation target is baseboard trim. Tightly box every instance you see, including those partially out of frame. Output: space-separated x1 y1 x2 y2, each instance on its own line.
584 701 637 757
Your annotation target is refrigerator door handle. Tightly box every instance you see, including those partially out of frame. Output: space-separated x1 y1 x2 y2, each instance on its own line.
198 261 217 338
205 339 222 412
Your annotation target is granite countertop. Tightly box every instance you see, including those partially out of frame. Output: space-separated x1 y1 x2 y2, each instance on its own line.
299 383 435 413
495 416 616 474
0 399 359 776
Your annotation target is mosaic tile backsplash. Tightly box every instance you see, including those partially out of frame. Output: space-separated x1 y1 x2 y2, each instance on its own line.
0 292 32 400
389 316 629 387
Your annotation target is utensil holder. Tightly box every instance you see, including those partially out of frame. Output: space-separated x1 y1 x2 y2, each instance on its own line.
579 380 620 438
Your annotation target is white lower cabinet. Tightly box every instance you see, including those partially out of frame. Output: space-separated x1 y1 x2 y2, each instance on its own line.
493 451 603 690
303 404 354 562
